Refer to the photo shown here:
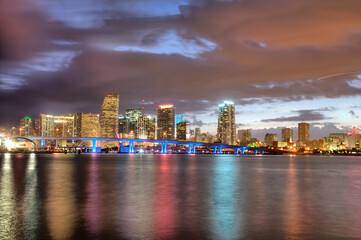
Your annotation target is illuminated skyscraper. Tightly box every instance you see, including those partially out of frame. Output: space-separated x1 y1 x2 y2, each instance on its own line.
126 108 142 135
217 101 236 145
176 122 190 141
282 128 293 143
136 115 155 139
238 129 251 146
118 116 130 138
40 114 74 146
74 112 83 137
100 94 119 147
81 113 100 146
298 122 310 146
20 116 32 137
156 104 175 140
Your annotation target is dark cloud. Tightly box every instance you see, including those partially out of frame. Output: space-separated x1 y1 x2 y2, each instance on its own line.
261 110 330 122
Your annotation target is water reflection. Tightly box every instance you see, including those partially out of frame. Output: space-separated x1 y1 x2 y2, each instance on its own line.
45 154 77 240
210 157 242 240
23 154 39 239
0 154 16 240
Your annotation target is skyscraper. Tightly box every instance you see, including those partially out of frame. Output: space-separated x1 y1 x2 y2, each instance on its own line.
20 116 32 137
217 101 236 145
156 104 175 140
74 112 83 137
195 127 201 136
136 115 155 139
282 128 293 143
100 94 119 147
81 113 100 146
176 122 190 141
126 108 142 136
40 114 74 146
238 129 251 146
298 122 310 146
118 116 130 138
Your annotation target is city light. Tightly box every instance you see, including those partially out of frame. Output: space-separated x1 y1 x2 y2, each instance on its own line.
4 138 15 150
159 104 174 109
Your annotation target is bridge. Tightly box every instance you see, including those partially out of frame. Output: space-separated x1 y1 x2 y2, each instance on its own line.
5 136 267 155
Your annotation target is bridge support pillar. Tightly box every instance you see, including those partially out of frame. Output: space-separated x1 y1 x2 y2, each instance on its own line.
188 145 192 154
219 146 223 154
161 143 167 154
55 139 58 150
92 139 97 153
213 146 217 154
192 145 196 154
241 147 245 155
254 150 258 155
129 141 135 153
261 150 265 155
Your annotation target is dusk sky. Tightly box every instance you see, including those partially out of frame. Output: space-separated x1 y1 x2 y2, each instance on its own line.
1 0 361 140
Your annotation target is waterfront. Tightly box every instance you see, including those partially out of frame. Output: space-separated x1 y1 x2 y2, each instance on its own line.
1 154 361 240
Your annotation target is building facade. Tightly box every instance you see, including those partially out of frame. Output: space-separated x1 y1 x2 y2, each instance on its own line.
136 115 155 139
217 101 236 145
20 116 33 137
81 113 100 146
238 129 251 146
126 108 142 136
156 104 175 140
264 133 278 147
176 122 190 141
298 122 310 146
100 94 119 147
282 128 293 143
74 112 83 137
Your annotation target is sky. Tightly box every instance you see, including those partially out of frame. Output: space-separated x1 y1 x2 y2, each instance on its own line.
1 0 361 140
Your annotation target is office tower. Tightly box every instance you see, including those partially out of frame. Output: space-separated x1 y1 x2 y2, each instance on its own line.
264 133 277 147
176 122 190 141
40 114 74 146
118 116 130 137
100 94 119 140
195 127 201 136
126 108 142 135
176 114 184 125
20 116 32 137
32 119 41 137
81 113 100 146
238 129 251 146
217 101 236 145
157 104 175 140
74 112 83 137
136 115 155 139
282 128 293 143
298 122 310 145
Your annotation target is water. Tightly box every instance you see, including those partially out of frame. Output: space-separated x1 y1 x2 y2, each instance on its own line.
1 153 361 240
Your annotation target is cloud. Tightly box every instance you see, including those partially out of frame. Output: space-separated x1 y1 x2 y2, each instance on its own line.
349 110 359 118
261 110 330 122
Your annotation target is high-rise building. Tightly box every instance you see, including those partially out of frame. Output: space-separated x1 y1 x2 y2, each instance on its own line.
32 119 41 137
176 122 190 141
298 122 310 146
264 133 277 147
126 108 142 136
217 101 236 145
10 127 18 137
136 115 155 139
81 113 100 146
40 114 74 146
74 112 83 137
176 114 184 125
238 129 251 146
118 116 130 138
282 128 293 143
100 94 119 147
156 104 175 140
20 116 32 137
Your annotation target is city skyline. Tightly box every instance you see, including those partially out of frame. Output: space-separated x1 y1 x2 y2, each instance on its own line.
1 0 361 140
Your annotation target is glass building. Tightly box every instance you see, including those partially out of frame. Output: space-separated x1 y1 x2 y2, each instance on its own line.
100 94 119 147
217 101 236 145
156 104 175 140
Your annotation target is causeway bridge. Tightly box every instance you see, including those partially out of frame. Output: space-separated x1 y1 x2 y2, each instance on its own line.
7 137 267 155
